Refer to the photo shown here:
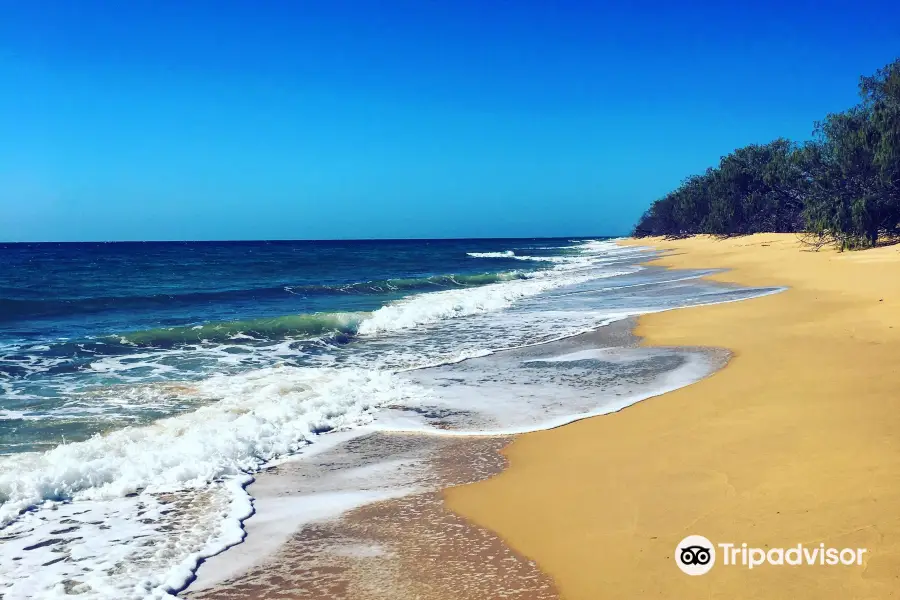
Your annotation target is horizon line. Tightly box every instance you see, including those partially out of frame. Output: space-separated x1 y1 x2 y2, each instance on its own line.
0 234 624 244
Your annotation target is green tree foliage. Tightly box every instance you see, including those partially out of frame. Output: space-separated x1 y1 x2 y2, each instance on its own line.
633 58 900 249
632 139 805 237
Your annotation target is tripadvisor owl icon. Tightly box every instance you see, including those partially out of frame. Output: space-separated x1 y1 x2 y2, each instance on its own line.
675 535 716 575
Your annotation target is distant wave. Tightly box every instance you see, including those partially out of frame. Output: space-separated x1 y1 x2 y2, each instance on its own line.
0 271 528 322
314 270 528 292
466 250 515 258
467 249 577 264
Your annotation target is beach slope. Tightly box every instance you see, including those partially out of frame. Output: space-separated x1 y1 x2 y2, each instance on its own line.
445 233 900 598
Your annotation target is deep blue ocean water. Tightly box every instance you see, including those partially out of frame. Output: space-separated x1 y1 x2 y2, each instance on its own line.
0 239 560 334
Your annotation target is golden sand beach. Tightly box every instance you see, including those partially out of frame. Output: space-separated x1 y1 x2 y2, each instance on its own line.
445 233 900 599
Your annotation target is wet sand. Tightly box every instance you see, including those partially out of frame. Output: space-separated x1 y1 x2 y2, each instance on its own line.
184 434 558 600
446 233 900 598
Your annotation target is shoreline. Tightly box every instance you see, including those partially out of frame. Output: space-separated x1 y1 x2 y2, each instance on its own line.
445 233 900 598
181 306 739 598
184 433 562 599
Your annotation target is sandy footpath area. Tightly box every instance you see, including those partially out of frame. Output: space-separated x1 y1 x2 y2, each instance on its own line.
445 233 900 599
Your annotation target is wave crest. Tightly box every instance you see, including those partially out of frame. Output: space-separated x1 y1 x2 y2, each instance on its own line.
466 251 515 258
119 312 366 346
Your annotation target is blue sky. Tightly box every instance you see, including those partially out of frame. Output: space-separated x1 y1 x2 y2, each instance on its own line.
1 1 898 241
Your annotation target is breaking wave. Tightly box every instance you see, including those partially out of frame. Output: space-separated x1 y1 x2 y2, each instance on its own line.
1 271 530 323
118 312 367 346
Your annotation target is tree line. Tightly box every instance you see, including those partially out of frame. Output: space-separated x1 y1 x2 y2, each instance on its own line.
633 58 900 249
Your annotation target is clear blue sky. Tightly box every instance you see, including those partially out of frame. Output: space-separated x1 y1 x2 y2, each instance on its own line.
1 1 898 241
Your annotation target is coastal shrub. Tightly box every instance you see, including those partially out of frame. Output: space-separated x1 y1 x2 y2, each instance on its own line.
633 58 900 249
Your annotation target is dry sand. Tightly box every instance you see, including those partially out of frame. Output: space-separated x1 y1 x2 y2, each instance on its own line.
445 233 900 599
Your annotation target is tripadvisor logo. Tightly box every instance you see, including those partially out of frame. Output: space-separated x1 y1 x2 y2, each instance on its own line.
675 535 868 575
675 535 715 575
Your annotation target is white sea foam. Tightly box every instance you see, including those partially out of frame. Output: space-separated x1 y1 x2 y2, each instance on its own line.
512 254 575 263
373 346 719 436
0 409 32 420
190 486 412 590
0 367 426 526
358 240 639 336
0 367 431 598
466 250 515 258
0 477 253 600
358 272 587 335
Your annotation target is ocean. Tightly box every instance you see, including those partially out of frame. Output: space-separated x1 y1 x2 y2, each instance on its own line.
0 238 781 598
